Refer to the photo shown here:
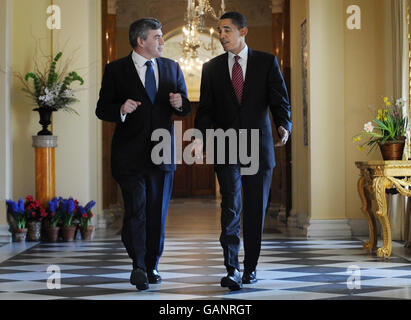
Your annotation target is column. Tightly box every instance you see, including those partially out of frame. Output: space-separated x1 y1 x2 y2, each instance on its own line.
32 136 57 207
304 0 351 238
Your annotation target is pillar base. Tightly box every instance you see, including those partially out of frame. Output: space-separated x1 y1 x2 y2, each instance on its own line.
305 219 352 239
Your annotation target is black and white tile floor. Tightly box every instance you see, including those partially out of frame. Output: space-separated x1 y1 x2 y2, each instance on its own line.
0 199 411 300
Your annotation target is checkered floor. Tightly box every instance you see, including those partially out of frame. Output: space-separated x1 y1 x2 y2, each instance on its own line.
0 235 411 300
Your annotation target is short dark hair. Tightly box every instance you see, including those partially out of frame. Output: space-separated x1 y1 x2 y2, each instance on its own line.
219 11 248 29
129 18 162 48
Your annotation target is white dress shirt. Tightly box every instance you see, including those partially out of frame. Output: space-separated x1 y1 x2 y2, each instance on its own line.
121 50 159 122
227 44 248 80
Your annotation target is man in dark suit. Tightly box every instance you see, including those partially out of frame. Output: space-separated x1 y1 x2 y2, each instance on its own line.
96 18 191 291
194 11 292 290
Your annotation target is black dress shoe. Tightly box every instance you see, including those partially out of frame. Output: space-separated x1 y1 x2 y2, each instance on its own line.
220 269 242 291
242 270 257 284
147 269 162 284
130 268 149 290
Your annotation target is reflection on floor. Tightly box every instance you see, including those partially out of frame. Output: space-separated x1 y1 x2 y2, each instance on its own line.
1 198 411 300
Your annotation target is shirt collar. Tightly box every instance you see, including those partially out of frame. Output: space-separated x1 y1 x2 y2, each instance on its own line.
228 44 248 62
132 50 156 68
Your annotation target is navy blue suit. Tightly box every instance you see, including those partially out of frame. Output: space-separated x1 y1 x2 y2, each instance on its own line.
195 48 291 272
96 53 191 271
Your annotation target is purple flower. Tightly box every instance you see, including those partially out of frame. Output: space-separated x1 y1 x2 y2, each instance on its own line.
68 198 75 213
6 200 18 213
85 200 96 211
18 199 24 213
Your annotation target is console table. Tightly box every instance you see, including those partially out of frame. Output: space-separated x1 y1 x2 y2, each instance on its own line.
355 161 411 259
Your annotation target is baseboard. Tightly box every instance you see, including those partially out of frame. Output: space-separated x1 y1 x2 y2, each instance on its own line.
288 212 308 229
0 224 11 242
305 219 352 239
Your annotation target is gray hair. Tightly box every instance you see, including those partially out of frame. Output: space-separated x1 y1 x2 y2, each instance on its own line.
129 18 162 48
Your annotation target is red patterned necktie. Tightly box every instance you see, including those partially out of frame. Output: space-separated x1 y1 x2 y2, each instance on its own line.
232 55 244 104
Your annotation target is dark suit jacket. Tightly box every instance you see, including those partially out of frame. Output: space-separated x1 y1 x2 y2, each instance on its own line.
194 48 292 170
96 53 191 179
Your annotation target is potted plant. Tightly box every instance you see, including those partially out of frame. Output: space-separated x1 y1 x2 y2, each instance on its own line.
61 198 76 242
78 200 96 240
17 51 84 135
25 195 47 241
5 199 28 242
45 197 61 242
353 97 408 160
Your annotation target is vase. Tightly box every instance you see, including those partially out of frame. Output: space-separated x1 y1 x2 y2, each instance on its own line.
27 221 42 242
46 226 60 242
33 107 57 136
61 225 77 242
379 138 406 160
80 226 94 241
12 228 28 242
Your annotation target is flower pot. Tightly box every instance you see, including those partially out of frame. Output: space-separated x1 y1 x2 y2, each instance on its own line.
61 225 77 242
46 226 60 242
33 107 57 136
379 138 406 160
80 226 94 241
27 221 42 242
12 228 28 242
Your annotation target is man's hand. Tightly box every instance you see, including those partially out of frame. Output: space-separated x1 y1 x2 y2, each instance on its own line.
190 138 204 159
121 99 141 115
169 93 183 110
274 126 289 147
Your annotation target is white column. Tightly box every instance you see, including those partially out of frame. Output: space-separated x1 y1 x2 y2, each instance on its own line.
0 0 12 241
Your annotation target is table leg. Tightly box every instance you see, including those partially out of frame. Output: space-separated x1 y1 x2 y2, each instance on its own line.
373 177 393 259
357 176 377 252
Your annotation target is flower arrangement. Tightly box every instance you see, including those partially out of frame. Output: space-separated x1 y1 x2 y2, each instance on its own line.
46 197 61 228
78 200 96 232
61 198 76 227
5 199 26 229
17 51 84 114
25 195 48 222
353 97 408 153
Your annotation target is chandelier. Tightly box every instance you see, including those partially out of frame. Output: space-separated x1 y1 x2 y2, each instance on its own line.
179 0 225 74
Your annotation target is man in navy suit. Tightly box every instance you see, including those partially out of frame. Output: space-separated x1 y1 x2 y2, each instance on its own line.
194 11 292 290
96 18 191 291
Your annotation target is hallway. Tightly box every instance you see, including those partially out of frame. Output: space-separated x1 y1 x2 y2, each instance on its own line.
0 199 411 299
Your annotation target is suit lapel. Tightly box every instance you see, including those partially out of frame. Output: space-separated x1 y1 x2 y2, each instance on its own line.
125 53 145 93
156 57 166 100
241 48 256 107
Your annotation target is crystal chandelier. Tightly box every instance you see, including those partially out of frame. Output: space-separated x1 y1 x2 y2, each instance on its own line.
179 0 225 74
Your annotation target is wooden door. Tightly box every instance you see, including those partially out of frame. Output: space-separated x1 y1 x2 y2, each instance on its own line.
172 102 216 197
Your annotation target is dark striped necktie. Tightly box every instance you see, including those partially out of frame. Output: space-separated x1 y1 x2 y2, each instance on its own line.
232 55 244 104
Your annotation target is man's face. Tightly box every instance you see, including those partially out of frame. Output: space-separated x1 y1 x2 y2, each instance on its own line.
217 18 247 54
139 28 164 59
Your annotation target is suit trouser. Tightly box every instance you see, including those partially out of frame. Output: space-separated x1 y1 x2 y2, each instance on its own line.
215 165 273 272
116 167 174 271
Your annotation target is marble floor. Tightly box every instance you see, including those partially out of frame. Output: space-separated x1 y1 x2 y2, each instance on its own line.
1 198 411 300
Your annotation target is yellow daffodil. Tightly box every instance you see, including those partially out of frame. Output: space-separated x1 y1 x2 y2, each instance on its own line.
353 136 361 142
383 97 389 103
357 145 364 151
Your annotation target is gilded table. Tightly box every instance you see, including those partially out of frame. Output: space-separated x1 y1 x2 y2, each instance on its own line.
356 161 411 259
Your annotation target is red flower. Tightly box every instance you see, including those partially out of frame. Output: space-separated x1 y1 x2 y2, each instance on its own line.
26 195 33 202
